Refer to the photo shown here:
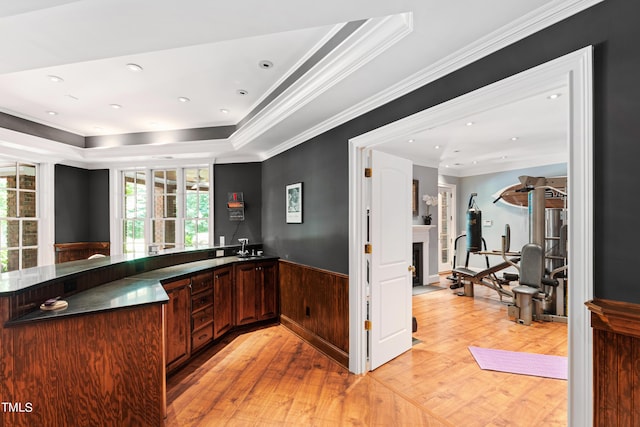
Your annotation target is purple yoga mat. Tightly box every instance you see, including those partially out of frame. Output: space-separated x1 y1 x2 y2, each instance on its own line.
468 346 567 380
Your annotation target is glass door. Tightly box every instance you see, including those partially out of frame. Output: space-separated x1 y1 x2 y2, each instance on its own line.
438 184 456 272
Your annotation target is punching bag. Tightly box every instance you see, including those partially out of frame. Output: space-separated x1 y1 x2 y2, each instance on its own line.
466 193 482 253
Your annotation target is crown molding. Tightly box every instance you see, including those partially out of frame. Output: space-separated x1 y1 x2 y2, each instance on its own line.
264 0 603 160
230 12 413 150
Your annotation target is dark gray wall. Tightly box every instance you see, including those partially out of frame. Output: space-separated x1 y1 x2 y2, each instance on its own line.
262 132 348 273
214 162 262 247
261 0 640 303
55 165 109 243
87 169 110 242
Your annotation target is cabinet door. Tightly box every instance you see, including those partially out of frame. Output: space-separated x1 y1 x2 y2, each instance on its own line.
163 279 191 372
258 261 278 320
235 262 258 325
213 266 233 338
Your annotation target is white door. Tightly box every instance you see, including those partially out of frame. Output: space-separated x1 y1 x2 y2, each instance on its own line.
438 184 456 272
368 149 413 370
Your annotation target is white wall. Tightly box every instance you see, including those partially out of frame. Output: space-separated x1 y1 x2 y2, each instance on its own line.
413 164 438 280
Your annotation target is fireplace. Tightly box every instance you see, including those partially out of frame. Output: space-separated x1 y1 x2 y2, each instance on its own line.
412 242 423 286
412 225 435 286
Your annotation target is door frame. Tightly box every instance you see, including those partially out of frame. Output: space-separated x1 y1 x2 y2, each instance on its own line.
348 46 593 426
437 183 457 273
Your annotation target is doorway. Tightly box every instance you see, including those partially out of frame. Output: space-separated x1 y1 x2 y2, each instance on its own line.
438 183 456 273
348 46 593 425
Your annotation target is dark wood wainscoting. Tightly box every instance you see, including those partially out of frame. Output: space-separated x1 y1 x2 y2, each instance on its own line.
54 242 110 263
279 260 349 367
586 298 640 427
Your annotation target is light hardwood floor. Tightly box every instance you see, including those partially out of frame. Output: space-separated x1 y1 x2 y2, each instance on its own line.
166 279 567 426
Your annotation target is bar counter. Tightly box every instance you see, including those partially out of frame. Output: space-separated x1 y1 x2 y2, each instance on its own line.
0 246 272 427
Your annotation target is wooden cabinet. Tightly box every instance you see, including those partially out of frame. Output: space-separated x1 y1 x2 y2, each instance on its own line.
213 266 233 338
235 262 258 325
163 278 191 373
235 260 279 326
258 261 278 320
191 272 214 352
164 259 278 373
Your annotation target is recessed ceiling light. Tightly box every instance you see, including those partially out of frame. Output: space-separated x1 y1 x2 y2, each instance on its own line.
466 121 474 126
126 63 143 72
220 109 229 114
511 137 519 141
258 60 274 69
472 160 478 165
110 104 122 109
48 75 64 83
407 139 414 143
237 89 249 96
46 111 58 116
547 93 561 100
444 165 450 168
434 145 440 149
178 97 190 103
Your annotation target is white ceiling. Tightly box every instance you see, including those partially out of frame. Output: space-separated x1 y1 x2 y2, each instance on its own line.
0 0 596 172
376 85 569 177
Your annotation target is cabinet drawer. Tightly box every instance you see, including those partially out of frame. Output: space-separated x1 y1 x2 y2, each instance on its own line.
192 306 213 330
192 290 213 312
192 324 213 351
191 272 213 294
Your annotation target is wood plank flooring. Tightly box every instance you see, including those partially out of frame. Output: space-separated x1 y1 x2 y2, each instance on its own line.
166 279 567 426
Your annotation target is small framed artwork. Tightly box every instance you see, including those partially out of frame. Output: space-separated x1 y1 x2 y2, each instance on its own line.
286 182 303 223
412 180 419 217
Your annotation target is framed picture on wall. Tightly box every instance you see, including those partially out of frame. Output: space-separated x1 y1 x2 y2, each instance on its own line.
412 180 419 217
286 182 303 223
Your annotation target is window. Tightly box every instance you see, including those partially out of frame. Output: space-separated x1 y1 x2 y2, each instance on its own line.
184 167 209 249
123 170 147 256
120 166 211 255
0 163 38 272
152 169 177 250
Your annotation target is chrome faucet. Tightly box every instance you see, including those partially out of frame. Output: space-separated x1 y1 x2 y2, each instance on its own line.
238 238 249 256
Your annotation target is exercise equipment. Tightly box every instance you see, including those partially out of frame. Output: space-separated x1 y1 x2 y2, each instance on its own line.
501 176 568 324
466 193 482 253
448 175 569 325
448 226 516 301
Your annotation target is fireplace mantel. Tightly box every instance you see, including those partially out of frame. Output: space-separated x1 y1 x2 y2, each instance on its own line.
413 225 437 285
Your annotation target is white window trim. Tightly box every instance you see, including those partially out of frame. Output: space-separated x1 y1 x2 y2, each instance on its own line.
39 162 55 266
0 160 52 270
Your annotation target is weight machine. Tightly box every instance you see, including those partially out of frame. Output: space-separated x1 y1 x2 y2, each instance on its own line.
448 176 568 325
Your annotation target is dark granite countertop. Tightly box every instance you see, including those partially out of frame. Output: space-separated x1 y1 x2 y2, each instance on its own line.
132 255 278 282
0 253 135 295
0 244 264 295
4 254 278 327
5 278 168 326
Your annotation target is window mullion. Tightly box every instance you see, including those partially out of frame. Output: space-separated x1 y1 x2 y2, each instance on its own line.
145 168 152 254
177 169 185 250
